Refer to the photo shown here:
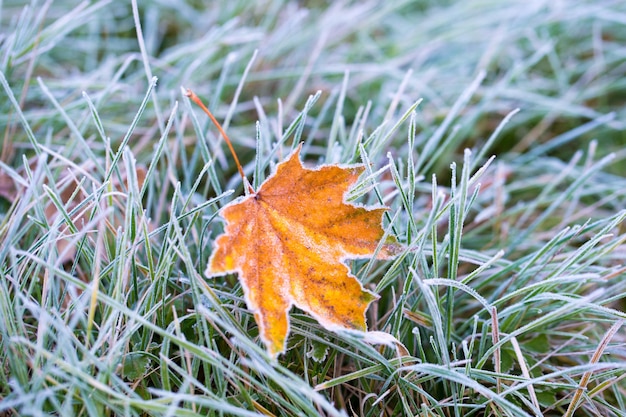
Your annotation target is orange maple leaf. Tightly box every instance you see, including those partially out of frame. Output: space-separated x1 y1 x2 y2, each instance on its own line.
206 144 400 357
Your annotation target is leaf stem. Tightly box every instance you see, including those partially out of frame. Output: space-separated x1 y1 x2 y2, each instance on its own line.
185 89 254 193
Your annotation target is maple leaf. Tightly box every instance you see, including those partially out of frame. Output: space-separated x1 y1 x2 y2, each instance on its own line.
206 144 400 357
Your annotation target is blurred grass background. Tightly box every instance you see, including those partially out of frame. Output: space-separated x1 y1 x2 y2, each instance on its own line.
3 1 625 171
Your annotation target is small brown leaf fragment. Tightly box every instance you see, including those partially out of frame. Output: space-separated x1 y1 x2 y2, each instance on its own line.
0 170 18 201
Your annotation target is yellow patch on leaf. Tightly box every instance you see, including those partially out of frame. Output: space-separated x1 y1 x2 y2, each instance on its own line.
206 144 400 357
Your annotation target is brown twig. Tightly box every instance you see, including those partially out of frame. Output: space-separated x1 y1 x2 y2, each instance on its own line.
185 89 254 194
564 319 624 417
